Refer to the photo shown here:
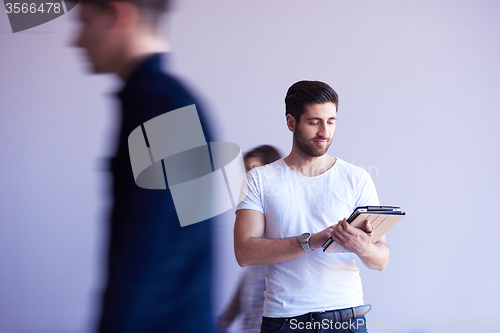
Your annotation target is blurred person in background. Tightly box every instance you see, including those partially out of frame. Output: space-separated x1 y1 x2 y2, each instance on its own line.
71 0 215 331
217 145 281 333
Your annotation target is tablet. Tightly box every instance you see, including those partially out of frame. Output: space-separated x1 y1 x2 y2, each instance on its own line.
322 206 405 253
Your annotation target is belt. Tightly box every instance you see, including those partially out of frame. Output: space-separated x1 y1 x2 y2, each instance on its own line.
289 304 371 323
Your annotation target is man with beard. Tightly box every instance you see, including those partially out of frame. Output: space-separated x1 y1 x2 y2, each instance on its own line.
234 81 390 333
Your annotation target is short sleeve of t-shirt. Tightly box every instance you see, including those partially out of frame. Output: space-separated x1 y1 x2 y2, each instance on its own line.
236 169 264 214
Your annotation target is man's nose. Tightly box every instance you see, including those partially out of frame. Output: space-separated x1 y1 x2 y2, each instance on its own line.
318 122 329 138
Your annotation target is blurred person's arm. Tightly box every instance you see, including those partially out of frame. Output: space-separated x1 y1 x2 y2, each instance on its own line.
216 277 243 333
234 209 334 267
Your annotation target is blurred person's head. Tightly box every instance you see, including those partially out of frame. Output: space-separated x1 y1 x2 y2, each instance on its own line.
285 81 338 158
71 0 171 77
244 145 281 172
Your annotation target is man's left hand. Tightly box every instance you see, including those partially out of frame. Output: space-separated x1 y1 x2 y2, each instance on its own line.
331 218 374 256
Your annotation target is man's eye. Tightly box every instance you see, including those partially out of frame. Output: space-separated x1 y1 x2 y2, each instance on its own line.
310 122 318 125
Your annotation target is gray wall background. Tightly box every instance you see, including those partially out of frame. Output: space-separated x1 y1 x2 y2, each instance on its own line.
1 0 499 332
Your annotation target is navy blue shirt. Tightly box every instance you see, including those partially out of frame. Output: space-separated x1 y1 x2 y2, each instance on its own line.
99 54 215 333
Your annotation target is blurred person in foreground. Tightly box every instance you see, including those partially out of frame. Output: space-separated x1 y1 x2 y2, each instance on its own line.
217 145 281 333
235 81 390 333
71 0 215 332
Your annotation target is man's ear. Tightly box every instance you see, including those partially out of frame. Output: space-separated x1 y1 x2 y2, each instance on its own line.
286 114 297 132
108 1 140 29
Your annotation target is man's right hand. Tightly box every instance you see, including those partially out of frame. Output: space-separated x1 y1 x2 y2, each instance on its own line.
309 225 335 250
235 209 332 266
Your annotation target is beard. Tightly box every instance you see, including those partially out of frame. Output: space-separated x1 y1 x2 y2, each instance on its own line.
294 125 332 158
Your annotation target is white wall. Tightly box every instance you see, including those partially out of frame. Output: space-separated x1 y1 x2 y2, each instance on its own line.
1 0 499 332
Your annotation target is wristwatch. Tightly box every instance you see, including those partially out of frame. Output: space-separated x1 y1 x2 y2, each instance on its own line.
298 232 312 253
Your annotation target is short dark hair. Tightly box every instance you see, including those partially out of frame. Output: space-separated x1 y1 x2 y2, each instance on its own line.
75 0 171 11
285 81 339 123
72 0 171 27
244 145 281 165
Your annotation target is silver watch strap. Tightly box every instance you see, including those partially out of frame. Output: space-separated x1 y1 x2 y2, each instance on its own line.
299 233 312 253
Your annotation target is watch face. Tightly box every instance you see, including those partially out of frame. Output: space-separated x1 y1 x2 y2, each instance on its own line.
299 233 311 241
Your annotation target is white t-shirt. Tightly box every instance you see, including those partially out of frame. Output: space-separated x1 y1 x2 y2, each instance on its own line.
236 158 379 317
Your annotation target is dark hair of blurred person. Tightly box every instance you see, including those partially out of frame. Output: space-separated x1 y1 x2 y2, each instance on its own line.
76 0 171 25
71 0 216 332
70 0 172 77
285 80 339 124
243 145 281 172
